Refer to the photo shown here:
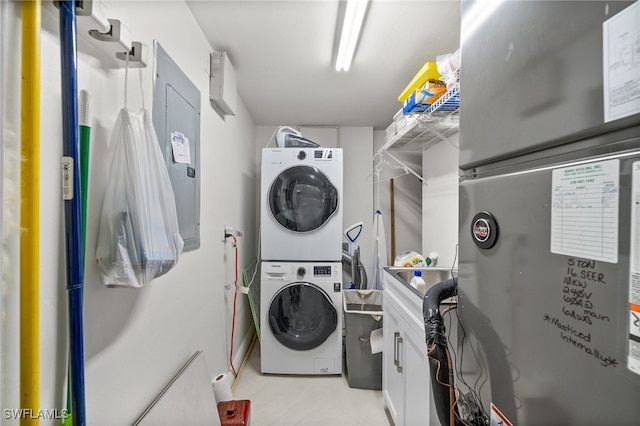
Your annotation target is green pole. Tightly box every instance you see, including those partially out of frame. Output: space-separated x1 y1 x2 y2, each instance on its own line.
63 89 90 426
79 89 91 264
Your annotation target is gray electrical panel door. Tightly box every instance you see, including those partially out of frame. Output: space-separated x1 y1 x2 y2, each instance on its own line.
153 41 201 251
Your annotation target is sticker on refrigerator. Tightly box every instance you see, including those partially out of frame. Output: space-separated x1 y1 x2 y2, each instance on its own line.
490 403 513 426
550 159 619 263
603 1 640 123
629 161 640 376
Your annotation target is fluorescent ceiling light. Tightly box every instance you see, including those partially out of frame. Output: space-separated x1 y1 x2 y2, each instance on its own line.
460 0 505 46
335 0 369 71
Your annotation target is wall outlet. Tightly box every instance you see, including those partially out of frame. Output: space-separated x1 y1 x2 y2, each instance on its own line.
223 226 243 241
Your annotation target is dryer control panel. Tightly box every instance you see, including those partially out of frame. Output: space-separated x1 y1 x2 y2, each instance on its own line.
313 149 334 159
314 265 333 276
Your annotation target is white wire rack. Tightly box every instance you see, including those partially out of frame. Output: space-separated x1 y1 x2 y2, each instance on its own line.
378 84 460 153
374 84 460 184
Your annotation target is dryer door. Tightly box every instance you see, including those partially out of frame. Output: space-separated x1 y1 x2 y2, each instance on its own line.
268 282 338 350
268 165 338 232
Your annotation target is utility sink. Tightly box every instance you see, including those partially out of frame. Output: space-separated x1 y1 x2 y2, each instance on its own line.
384 267 457 297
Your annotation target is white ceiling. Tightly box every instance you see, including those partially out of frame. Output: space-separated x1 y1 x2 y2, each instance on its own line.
186 0 461 130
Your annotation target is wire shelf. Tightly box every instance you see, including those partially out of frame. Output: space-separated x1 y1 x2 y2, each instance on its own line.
380 84 460 153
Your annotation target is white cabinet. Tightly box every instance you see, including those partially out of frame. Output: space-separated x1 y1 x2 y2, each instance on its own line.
403 327 433 425
382 270 432 426
382 295 406 422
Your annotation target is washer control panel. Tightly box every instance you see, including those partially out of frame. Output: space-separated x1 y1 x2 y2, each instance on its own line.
314 265 333 277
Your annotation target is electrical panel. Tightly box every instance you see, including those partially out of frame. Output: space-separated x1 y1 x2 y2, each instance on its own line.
152 41 201 252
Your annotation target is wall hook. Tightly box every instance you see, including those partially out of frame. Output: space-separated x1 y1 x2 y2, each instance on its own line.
88 18 132 51
116 41 148 68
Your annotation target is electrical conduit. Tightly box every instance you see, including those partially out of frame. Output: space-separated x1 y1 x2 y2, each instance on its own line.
58 2 86 424
19 1 41 423
229 236 238 377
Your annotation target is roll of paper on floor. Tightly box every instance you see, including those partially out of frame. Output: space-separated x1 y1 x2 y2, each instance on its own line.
212 371 234 402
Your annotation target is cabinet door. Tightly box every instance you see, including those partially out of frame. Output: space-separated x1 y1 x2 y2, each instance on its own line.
382 293 405 425
403 323 431 426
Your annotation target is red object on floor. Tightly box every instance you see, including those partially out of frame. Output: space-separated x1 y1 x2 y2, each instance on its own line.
217 400 251 426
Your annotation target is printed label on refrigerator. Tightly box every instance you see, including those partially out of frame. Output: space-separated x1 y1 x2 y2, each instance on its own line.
629 161 640 376
551 159 619 263
490 403 513 426
603 1 640 123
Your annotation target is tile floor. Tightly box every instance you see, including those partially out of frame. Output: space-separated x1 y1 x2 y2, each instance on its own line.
232 339 392 426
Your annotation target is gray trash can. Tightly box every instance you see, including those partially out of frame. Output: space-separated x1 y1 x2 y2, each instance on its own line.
343 290 383 390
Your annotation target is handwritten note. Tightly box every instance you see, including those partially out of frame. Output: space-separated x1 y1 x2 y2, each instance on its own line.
543 257 617 368
551 159 619 263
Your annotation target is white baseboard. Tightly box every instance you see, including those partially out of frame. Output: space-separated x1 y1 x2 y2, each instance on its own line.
232 325 256 373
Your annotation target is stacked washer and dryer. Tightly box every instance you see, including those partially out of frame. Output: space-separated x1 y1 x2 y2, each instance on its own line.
260 147 344 375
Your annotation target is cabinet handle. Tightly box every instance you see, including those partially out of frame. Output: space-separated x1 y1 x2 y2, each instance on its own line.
394 331 404 373
396 335 403 373
393 332 399 367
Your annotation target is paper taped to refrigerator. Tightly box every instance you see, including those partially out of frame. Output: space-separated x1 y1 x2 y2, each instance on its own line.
603 1 640 123
550 159 619 263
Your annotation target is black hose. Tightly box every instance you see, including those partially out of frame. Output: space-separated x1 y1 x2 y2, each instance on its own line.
423 278 462 426
424 278 457 343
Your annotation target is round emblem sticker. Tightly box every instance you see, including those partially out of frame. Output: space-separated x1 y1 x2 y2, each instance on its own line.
473 218 490 242
471 212 498 249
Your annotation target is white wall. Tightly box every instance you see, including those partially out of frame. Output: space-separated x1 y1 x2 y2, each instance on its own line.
23 2 258 424
339 127 374 284
373 130 423 267
421 135 460 267
299 126 338 148
1 0 22 416
371 130 459 270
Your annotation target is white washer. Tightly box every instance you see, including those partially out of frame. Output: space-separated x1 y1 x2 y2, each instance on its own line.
260 261 343 375
261 148 343 261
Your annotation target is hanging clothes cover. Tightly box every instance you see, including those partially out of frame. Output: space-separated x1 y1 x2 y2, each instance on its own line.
96 108 184 287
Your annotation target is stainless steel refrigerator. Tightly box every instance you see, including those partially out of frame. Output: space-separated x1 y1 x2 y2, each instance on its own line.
456 1 640 425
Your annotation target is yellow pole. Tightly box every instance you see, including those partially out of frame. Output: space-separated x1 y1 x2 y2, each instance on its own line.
20 1 41 424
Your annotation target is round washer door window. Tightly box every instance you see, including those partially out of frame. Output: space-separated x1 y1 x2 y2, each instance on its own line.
268 282 338 351
269 165 338 232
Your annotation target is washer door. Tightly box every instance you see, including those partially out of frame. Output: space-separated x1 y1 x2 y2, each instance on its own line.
268 282 338 351
269 165 338 232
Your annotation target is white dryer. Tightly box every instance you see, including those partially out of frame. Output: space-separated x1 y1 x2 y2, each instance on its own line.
260 148 343 261
260 261 343 375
